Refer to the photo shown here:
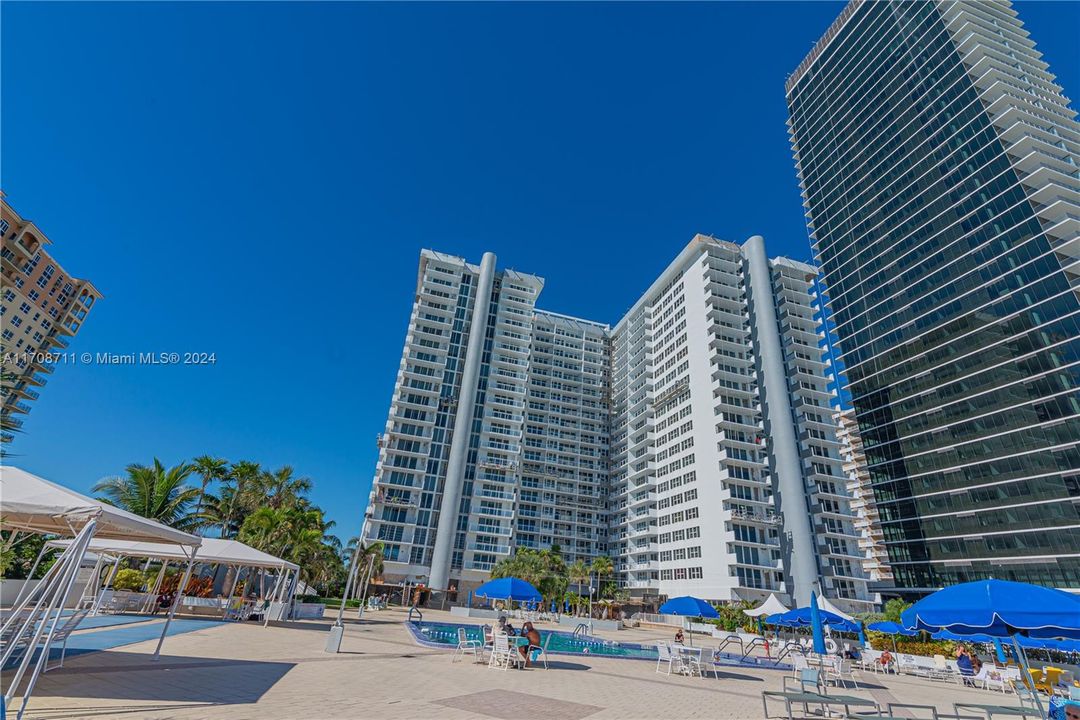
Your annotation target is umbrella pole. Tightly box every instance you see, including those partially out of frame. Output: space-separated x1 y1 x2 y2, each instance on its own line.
1010 635 1044 717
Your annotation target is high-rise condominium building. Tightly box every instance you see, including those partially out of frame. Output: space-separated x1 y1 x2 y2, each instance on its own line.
836 409 892 583
1 196 101 444
362 235 872 612
787 0 1079 594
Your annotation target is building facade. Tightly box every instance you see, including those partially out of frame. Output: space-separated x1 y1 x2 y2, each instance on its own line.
1 196 101 445
787 0 1080 593
363 235 873 612
836 409 893 583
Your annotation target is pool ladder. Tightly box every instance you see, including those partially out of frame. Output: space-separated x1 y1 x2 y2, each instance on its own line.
408 606 423 624
572 622 593 639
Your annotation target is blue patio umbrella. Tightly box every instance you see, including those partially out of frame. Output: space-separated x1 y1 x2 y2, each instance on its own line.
659 596 718 647
868 621 917 654
867 621 917 636
809 592 826 655
771 607 859 633
472 577 542 604
857 625 866 646
902 579 1080 718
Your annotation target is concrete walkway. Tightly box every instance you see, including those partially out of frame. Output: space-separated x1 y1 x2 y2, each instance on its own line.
4 607 1022 719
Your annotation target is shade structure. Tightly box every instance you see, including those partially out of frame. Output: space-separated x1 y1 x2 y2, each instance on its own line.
0 466 202 720
900 579 1080 640
659 596 719 618
47 537 298 571
768 606 860 633
816 595 855 622
931 629 1079 653
472 577 542 603
868 621 917 636
744 593 790 618
0 466 201 547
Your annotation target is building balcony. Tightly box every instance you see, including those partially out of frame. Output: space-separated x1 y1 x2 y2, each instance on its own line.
468 523 513 537
467 542 511 555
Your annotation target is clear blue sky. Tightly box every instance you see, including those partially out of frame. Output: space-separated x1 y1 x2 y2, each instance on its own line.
3 1 1077 543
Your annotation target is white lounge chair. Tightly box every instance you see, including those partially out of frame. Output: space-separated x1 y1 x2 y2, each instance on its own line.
655 643 677 675
981 665 1008 693
6 608 90 672
824 657 859 689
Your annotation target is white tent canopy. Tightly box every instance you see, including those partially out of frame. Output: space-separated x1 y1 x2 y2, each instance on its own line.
817 596 855 621
46 537 298 572
0 466 200 547
0 466 204 720
744 593 791 618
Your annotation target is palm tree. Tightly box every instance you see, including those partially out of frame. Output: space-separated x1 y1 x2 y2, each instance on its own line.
192 455 228 520
589 556 615 618
253 466 312 510
93 459 202 530
218 460 262 537
568 560 589 600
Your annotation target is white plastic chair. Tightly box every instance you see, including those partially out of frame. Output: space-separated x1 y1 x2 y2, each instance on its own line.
527 633 552 669
824 657 859 689
452 627 483 663
982 666 1007 693
790 654 809 678
488 634 522 671
655 643 676 675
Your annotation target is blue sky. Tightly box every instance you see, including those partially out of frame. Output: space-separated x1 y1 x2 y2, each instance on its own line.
3 1 1077 542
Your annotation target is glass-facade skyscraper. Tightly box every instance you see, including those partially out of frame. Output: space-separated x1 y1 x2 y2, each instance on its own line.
787 0 1079 594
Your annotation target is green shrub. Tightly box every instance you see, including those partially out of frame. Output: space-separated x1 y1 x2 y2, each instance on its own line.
112 568 146 591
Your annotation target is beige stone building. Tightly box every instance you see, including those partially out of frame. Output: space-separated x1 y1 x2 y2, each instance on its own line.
1 195 101 444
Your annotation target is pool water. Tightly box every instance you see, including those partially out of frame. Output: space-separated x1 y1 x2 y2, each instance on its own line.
408 620 785 669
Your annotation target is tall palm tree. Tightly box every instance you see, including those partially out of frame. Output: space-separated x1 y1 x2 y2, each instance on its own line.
219 460 262 538
568 559 589 597
192 455 228 520
93 459 202 530
589 556 615 617
257 466 313 509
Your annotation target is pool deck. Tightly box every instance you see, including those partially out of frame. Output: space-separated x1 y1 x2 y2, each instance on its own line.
5 607 1018 719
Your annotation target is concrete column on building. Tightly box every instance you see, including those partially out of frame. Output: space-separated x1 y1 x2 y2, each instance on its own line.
429 252 497 592
742 235 818 607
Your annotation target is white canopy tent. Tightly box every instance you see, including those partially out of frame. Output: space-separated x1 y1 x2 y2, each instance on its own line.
817 595 856 622
0 466 202 720
744 593 791 618
46 537 300 623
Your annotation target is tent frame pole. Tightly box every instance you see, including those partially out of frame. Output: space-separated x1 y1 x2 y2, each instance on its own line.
92 554 124 616
222 563 241 620
0 547 68 642
1010 635 1045 717
153 546 198 660
357 553 375 619
10 543 48 610
8 518 97 720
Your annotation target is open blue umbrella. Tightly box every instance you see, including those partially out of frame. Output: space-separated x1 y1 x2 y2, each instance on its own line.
473 577 542 603
770 607 860 633
868 620 917 654
867 621 917 636
810 592 826 655
901 579 1080 639
659 596 718 647
902 580 1080 718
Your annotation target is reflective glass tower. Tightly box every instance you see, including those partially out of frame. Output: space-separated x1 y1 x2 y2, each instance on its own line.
787 0 1080 593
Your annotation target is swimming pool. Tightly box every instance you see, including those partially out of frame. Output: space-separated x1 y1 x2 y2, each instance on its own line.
407 620 787 670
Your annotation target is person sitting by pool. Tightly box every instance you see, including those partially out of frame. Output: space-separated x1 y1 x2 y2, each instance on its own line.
497 615 517 636
518 621 543 666
878 649 894 673
674 628 685 645
956 645 976 684
152 590 175 615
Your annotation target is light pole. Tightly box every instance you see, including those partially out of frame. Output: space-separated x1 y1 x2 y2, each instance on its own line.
326 540 363 653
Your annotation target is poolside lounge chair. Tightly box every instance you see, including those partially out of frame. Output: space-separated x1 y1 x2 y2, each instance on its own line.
452 627 483 663
6 608 90 673
655 643 677 675
982 666 1008 693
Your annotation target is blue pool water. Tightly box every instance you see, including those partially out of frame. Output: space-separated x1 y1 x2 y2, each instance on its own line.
408 620 786 670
